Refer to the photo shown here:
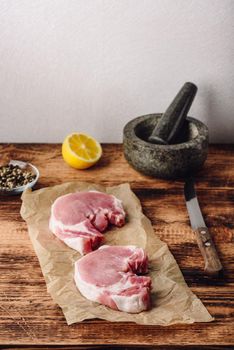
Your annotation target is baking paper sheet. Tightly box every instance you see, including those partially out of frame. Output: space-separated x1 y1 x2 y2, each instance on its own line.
20 182 213 325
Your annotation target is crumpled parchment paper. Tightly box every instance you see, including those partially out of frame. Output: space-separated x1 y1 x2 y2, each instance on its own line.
20 182 213 325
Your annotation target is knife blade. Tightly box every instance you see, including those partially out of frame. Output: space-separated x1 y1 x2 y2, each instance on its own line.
184 178 223 275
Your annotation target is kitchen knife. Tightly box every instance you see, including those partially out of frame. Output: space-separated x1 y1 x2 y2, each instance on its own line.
184 178 223 275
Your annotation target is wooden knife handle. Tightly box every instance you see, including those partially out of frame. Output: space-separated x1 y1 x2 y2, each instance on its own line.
194 227 223 275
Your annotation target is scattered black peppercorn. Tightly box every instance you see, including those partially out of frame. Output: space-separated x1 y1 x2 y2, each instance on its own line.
0 164 36 190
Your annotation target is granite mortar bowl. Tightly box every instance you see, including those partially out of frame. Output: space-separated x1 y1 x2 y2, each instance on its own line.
123 114 209 179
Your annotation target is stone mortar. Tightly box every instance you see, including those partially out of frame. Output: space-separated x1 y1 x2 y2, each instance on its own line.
123 113 209 179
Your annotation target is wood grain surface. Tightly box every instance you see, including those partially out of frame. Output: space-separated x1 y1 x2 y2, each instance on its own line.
0 144 233 349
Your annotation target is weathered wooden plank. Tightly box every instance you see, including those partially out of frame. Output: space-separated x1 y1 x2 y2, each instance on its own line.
1 347 234 350
0 144 234 189
0 144 233 347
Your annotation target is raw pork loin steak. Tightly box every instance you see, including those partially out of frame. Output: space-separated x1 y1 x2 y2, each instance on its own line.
74 245 152 313
49 191 125 255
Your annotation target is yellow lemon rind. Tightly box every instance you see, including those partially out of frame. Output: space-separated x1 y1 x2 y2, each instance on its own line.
62 133 102 169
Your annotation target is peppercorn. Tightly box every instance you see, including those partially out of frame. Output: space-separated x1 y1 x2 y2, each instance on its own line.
0 164 36 190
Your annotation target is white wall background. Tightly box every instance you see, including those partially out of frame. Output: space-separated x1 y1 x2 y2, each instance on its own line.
0 0 233 143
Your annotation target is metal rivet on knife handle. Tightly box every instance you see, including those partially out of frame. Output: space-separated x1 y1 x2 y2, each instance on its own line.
195 227 223 275
184 178 223 276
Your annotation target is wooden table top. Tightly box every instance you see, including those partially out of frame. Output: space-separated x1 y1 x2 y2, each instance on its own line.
0 143 233 349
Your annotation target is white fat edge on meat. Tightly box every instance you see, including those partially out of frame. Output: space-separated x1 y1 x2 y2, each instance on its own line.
63 236 86 255
97 245 110 250
49 216 97 237
75 265 148 313
113 195 125 212
111 194 126 220
74 272 136 305
74 246 149 312
74 264 103 302
49 218 88 254
111 292 148 313
98 245 137 250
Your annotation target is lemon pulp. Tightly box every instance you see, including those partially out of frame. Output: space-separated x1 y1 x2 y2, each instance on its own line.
62 133 102 169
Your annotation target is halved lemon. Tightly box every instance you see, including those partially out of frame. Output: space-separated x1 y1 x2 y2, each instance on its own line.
62 133 102 169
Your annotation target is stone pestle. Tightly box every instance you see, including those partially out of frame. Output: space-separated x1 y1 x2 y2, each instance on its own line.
149 82 198 145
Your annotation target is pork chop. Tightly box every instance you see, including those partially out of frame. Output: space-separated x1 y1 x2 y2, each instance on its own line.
74 245 151 313
49 191 126 255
